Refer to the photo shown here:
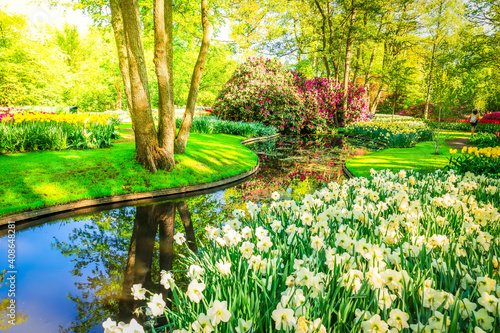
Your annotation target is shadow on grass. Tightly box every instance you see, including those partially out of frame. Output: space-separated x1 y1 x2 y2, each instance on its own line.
0 134 258 216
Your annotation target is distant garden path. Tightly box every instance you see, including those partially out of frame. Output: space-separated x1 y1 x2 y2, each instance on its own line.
445 137 477 149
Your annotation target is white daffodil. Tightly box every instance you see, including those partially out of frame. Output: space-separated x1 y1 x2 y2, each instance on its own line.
474 308 494 331
187 279 206 303
235 318 252 333
173 232 186 245
271 191 280 201
188 265 205 280
131 284 146 300
147 294 166 317
478 292 498 313
102 318 117 332
257 235 273 252
215 260 232 275
361 314 389 333
271 303 296 330
160 270 175 290
310 235 325 251
377 288 396 310
207 300 231 325
192 313 214 333
387 309 409 330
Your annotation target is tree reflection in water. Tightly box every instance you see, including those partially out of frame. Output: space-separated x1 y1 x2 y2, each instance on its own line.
119 201 198 322
53 197 218 333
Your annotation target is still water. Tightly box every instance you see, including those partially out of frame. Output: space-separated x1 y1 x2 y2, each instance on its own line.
0 134 380 332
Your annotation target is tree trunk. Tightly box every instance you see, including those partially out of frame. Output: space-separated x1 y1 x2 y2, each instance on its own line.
314 0 331 78
352 12 367 86
424 41 437 120
158 203 176 277
109 0 132 112
119 205 159 321
176 201 198 253
391 86 398 121
115 85 122 110
153 0 175 170
364 15 384 104
157 202 176 308
325 2 339 81
352 46 361 85
370 83 384 113
424 1 444 120
363 46 377 105
174 0 213 154
116 0 173 172
342 1 356 120
435 104 441 154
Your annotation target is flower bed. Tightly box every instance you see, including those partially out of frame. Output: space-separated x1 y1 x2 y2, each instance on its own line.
468 132 500 148
0 106 27 112
104 169 500 333
0 112 120 153
374 114 416 122
212 58 371 134
345 121 432 148
447 146 500 177
426 119 500 134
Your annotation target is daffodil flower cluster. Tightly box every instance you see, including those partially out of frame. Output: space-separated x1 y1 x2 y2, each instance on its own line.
346 120 433 148
448 146 500 177
104 169 500 332
0 112 120 152
10 112 117 125
460 146 500 159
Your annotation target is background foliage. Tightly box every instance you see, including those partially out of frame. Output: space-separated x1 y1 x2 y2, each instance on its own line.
1 0 499 116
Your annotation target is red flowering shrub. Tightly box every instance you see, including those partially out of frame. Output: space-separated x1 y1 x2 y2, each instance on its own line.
212 57 370 134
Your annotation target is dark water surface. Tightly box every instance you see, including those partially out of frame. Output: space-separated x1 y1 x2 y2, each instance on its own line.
0 134 380 332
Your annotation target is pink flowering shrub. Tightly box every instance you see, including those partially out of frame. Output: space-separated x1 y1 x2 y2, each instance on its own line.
212 58 303 134
213 57 370 134
482 112 500 121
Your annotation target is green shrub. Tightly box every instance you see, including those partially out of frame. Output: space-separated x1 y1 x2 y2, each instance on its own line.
175 116 276 138
373 114 416 122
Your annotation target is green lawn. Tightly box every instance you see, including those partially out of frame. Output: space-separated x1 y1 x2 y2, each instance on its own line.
0 133 258 217
346 131 471 178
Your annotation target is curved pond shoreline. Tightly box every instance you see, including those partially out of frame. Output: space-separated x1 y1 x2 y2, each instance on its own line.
0 163 259 226
0 134 272 225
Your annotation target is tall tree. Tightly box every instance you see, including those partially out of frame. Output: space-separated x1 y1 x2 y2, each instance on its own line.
110 0 174 172
107 0 213 170
342 0 357 114
421 0 463 119
174 0 213 154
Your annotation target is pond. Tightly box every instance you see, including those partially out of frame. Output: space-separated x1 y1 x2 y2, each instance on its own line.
0 134 381 332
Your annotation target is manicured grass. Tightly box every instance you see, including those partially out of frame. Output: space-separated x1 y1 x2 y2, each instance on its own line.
0 133 258 217
346 130 471 178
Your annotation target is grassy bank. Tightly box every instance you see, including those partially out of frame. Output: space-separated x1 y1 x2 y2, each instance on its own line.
346 131 470 178
0 133 258 217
